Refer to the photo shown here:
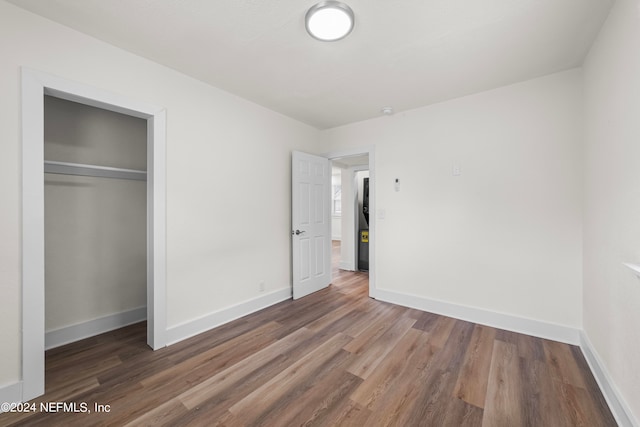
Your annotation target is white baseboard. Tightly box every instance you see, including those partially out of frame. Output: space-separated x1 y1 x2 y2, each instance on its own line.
579 331 638 427
45 306 147 350
0 381 23 412
166 288 292 345
375 288 580 345
338 261 355 271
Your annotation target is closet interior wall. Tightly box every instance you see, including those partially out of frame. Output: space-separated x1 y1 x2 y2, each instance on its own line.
44 96 147 346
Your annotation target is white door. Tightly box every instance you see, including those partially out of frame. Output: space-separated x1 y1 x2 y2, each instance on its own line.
292 151 331 299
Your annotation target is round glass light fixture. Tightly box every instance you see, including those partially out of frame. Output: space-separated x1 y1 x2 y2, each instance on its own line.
305 1 354 42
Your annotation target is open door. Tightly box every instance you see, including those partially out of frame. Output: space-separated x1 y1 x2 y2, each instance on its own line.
291 151 331 299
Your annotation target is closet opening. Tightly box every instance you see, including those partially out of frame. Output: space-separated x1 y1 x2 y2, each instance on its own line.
43 96 148 351
21 68 167 401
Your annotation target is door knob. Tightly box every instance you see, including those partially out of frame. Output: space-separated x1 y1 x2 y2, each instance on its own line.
292 229 306 235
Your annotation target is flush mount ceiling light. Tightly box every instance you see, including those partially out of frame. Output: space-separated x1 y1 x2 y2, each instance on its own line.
305 1 355 42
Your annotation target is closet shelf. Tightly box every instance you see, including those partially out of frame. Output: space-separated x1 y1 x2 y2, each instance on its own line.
44 160 147 181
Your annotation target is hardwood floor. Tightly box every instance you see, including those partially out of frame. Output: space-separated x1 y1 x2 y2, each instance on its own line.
1 243 616 426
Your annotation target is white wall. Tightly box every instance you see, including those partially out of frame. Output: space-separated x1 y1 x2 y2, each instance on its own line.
331 217 342 240
44 96 147 333
321 69 584 329
339 168 356 270
583 0 640 421
0 1 318 387
331 168 342 240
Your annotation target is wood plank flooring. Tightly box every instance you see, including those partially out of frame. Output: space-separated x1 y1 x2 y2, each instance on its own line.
1 244 616 426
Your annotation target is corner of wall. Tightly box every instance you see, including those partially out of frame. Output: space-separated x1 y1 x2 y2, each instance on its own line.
579 331 639 427
375 288 580 345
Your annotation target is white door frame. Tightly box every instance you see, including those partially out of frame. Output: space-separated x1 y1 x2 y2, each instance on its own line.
21 68 167 401
324 146 376 298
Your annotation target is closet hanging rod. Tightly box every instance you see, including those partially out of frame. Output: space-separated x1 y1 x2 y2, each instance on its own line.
44 160 147 181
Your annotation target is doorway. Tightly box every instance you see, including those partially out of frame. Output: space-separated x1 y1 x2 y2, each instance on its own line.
290 147 375 300
326 147 376 298
21 68 167 401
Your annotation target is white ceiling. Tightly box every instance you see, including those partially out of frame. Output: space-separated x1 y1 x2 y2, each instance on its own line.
333 154 369 168
8 0 613 129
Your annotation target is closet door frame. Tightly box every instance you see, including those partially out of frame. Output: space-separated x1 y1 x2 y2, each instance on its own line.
21 68 167 401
